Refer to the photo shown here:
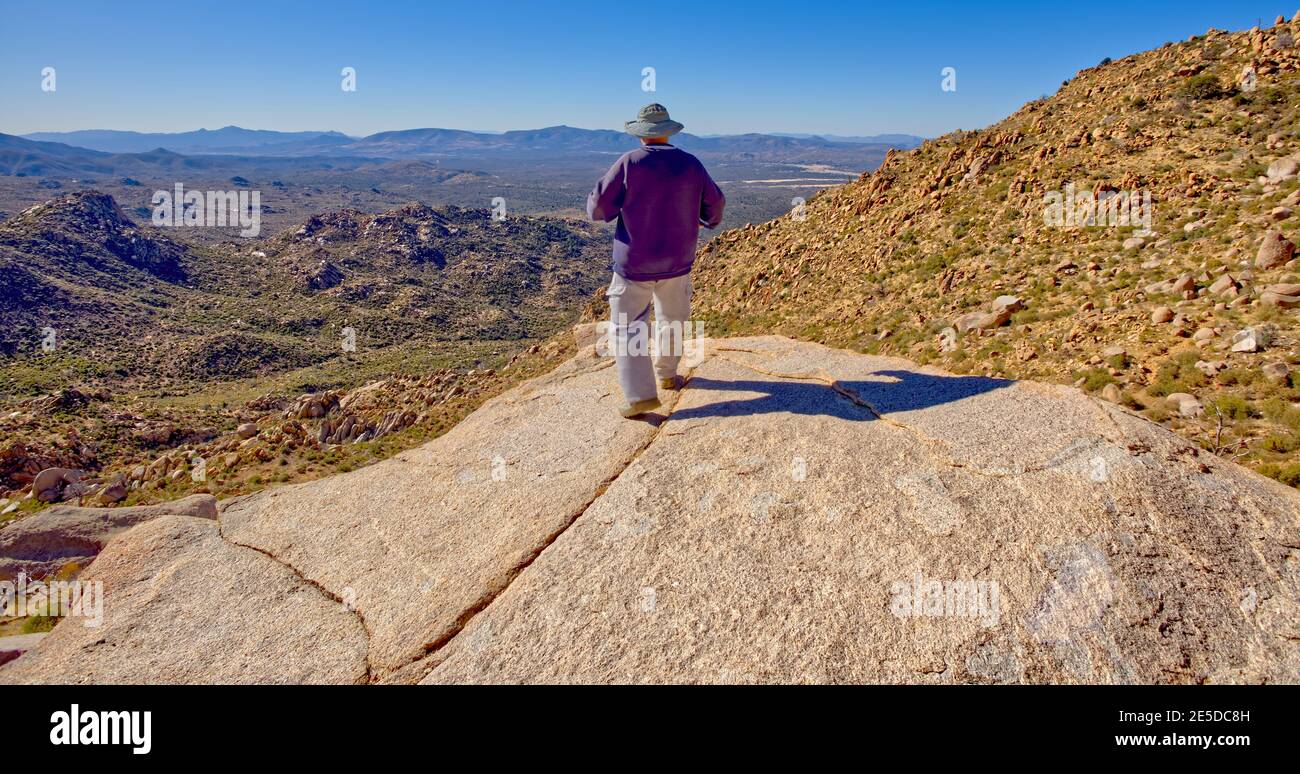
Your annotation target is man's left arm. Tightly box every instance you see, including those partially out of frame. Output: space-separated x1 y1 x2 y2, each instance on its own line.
699 168 726 229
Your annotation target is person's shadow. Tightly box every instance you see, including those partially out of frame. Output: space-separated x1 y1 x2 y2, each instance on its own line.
666 370 1011 422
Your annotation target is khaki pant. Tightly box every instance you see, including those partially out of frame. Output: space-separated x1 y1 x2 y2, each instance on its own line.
606 272 692 403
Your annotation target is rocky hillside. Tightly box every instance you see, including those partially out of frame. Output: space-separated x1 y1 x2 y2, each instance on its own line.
0 193 610 511
260 202 601 343
3 335 1296 683
0 192 191 365
1 192 607 384
694 17 1300 488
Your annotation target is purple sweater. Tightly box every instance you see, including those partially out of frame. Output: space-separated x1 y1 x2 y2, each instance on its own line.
586 144 726 281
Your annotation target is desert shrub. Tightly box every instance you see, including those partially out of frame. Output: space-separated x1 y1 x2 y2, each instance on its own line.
1179 74 1226 100
1260 434 1298 453
1238 160 1267 181
1144 405 1172 423
1149 351 1206 396
1259 463 1300 487
1079 368 1115 391
1216 368 1256 386
1210 394 1252 421
22 613 58 634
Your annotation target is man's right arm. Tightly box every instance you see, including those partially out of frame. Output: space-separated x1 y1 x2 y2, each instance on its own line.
587 158 626 222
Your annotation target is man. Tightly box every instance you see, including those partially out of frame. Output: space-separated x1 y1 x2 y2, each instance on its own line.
587 103 726 418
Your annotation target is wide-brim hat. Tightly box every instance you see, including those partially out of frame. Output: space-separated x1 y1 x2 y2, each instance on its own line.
624 103 684 138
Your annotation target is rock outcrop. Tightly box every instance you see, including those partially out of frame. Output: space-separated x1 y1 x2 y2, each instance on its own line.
0 494 217 580
3 337 1297 684
0 515 368 684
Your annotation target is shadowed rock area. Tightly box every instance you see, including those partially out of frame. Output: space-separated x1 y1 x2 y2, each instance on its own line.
4 336 1298 684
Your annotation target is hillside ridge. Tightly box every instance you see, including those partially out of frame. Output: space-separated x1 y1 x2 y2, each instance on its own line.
694 16 1300 489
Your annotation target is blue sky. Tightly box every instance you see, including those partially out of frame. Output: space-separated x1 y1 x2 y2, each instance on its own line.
0 0 1288 138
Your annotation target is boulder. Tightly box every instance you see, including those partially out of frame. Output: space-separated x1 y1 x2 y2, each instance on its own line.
572 322 599 349
305 260 344 292
1262 362 1291 384
30 468 83 503
133 425 173 446
97 478 127 505
937 327 958 353
1256 231 1295 270
1261 291 1300 307
1208 273 1238 295
1195 360 1227 377
954 308 1012 333
417 337 1300 684
1166 393 1204 418
1230 327 1271 352
0 516 367 684
1151 306 1174 324
0 494 217 580
991 295 1024 314
1266 156 1299 183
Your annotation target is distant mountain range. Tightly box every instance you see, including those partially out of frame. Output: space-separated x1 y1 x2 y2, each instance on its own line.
18 125 926 159
0 132 377 177
21 127 353 155
0 125 921 185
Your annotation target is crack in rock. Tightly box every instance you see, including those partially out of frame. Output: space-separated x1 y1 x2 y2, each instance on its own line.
217 505 375 682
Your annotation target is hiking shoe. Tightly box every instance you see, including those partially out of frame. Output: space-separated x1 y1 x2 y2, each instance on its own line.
659 375 686 391
619 397 662 418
